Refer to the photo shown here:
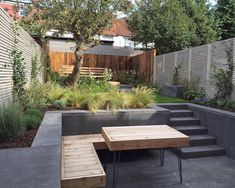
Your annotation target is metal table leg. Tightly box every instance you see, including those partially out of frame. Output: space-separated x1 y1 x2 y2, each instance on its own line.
177 147 183 184
113 151 121 188
159 149 165 167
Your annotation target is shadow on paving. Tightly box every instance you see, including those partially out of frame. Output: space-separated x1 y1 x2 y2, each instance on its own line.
97 150 235 188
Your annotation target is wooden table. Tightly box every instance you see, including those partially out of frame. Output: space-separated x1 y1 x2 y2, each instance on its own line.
102 125 189 188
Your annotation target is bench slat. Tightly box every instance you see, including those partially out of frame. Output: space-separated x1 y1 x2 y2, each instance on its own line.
62 134 107 188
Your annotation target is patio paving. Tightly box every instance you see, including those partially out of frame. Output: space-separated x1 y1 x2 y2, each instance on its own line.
99 149 235 188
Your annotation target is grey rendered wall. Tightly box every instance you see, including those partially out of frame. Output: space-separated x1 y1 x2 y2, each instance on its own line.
187 103 235 159
62 108 170 136
0 8 43 105
154 38 235 100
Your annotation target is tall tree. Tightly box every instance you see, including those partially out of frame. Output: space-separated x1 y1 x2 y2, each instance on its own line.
216 0 235 39
128 0 218 54
19 0 132 84
180 0 219 46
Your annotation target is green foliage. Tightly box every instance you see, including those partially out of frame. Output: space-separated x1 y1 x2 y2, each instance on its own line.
102 68 113 83
79 93 104 112
46 84 67 105
11 23 26 103
25 83 47 109
216 0 235 39
181 75 200 92
24 109 42 130
31 55 40 83
183 90 206 101
19 0 132 84
211 48 234 100
172 65 181 85
0 103 26 141
113 70 138 85
103 92 123 111
125 86 155 108
128 0 218 54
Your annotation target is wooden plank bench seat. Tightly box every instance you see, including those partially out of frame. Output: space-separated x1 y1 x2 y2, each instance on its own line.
62 134 107 188
59 65 106 78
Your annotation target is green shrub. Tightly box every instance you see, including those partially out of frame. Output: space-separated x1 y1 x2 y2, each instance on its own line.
102 92 123 111
0 103 26 141
47 84 66 104
26 83 47 109
80 93 104 112
172 65 181 85
24 108 42 129
113 70 138 85
24 114 41 129
126 86 155 108
183 90 206 101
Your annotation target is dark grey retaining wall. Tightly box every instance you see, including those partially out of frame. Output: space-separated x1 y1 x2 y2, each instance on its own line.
62 107 170 135
187 103 235 159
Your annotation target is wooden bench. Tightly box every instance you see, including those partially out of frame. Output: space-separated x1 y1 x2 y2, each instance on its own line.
61 134 107 188
59 65 106 78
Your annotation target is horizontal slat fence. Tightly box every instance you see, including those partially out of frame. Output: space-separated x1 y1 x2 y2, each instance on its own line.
0 8 43 105
49 49 155 82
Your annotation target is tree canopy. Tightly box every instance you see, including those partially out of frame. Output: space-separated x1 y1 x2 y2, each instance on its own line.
19 0 132 84
216 0 235 40
128 0 219 54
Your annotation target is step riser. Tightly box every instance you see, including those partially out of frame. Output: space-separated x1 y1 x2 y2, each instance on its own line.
170 120 200 126
190 139 216 146
178 129 208 135
181 150 225 159
171 112 193 118
158 105 188 110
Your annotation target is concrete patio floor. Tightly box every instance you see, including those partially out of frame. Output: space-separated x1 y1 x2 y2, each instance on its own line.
98 149 235 188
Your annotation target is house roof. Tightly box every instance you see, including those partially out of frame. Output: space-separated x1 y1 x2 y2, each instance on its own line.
84 45 143 57
103 19 132 37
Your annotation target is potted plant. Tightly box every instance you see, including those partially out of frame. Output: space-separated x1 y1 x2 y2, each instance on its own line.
163 65 183 98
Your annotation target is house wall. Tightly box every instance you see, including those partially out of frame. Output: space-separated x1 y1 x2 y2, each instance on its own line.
153 38 235 100
0 8 43 105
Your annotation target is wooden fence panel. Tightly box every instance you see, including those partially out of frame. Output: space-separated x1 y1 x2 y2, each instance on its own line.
49 49 155 82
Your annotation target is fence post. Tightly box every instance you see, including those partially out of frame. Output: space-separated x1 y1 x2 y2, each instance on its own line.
188 49 192 81
174 52 177 67
206 44 211 94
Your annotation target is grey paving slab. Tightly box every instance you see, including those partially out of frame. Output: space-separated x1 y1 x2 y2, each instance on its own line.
102 150 235 188
0 146 60 188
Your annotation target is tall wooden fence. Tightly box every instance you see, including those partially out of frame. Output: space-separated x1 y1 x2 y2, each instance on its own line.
49 49 155 82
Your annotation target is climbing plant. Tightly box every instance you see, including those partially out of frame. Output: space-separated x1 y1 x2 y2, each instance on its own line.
172 65 182 85
11 23 26 103
31 55 40 83
211 47 234 100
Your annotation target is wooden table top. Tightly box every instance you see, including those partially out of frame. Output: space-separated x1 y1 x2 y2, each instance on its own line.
102 125 189 151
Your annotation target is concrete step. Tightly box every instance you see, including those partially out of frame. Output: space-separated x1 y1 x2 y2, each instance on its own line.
173 125 208 135
158 104 188 110
170 117 200 126
190 135 216 146
171 110 193 118
180 145 225 159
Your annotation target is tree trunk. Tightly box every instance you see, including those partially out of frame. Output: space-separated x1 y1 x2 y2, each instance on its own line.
68 49 83 85
68 34 84 85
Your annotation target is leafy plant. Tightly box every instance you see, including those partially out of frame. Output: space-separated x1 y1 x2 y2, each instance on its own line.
80 93 104 112
172 65 181 85
184 90 206 101
11 23 26 103
26 83 47 109
102 68 113 83
113 70 138 85
211 48 233 100
24 109 42 130
127 86 155 108
46 84 66 104
31 55 41 83
102 92 123 111
0 103 26 141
